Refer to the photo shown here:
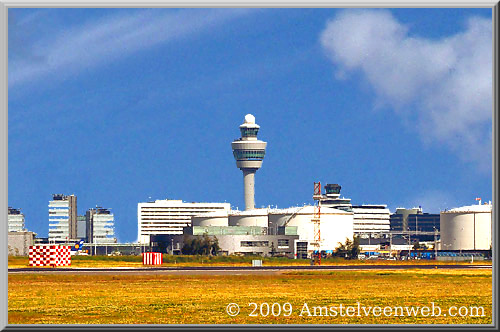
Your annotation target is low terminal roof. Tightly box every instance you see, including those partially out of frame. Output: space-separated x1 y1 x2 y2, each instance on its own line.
229 208 269 216
192 211 229 218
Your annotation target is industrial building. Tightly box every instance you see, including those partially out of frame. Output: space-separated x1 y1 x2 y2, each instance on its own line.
8 207 26 232
182 203 354 257
177 230 300 257
178 206 354 257
185 209 300 257
48 194 78 242
440 200 492 251
407 213 440 233
183 206 354 257
390 207 440 233
268 206 353 253
185 208 297 256
390 207 440 242
86 207 116 244
137 199 231 244
390 207 421 231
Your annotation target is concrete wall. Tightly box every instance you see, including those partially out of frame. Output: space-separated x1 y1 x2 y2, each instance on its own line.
228 214 268 227
8 231 35 256
192 216 229 227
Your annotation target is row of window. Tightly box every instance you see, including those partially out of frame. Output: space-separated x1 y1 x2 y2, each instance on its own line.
240 239 290 248
241 241 269 247
277 239 289 247
232 150 266 160
240 128 259 137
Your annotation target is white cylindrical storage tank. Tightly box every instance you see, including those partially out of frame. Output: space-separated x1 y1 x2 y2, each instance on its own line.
268 207 301 235
440 204 492 250
192 211 229 227
269 206 354 251
228 208 268 227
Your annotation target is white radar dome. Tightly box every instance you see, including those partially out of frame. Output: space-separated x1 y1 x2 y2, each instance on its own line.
244 114 255 124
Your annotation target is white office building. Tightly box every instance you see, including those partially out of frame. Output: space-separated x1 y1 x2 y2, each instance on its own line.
86 207 116 244
138 199 231 244
319 184 390 235
352 205 391 234
8 207 25 232
48 194 77 242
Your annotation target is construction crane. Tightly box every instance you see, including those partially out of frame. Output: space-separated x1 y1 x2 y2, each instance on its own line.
311 182 322 265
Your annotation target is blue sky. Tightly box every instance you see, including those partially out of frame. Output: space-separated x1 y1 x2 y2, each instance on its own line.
8 8 493 242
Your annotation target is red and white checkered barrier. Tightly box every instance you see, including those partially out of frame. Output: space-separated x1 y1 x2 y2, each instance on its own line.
142 252 163 265
29 245 72 267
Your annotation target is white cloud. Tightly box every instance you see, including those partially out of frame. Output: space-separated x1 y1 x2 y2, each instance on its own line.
320 10 492 171
9 8 255 87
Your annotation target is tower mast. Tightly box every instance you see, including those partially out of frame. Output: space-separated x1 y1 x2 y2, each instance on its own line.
312 181 322 265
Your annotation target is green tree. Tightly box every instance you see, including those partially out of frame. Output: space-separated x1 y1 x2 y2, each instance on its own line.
413 240 427 250
200 233 210 255
270 242 277 257
182 234 220 256
349 236 360 259
192 237 202 255
181 236 193 255
210 236 220 256
334 237 360 260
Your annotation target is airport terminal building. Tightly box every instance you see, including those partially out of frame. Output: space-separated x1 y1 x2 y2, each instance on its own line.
137 199 231 244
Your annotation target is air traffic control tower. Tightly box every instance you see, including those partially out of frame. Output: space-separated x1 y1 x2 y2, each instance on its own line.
231 114 267 210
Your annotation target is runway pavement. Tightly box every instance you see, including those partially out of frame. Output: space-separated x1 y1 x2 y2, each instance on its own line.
8 264 492 275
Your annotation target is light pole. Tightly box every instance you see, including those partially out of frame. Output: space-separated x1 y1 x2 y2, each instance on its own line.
389 233 393 257
433 227 438 259
408 231 411 259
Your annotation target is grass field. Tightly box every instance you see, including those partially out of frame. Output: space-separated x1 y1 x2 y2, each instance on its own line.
8 255 491 268
8 269 492 325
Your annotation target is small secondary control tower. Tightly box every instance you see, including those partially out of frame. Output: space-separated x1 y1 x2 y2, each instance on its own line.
231 114 267 210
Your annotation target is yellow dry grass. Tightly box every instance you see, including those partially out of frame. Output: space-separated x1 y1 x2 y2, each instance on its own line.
8 255 491 269
8 269 492 325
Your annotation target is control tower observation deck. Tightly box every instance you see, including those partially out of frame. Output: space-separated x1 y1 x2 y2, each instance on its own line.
231 114 267 210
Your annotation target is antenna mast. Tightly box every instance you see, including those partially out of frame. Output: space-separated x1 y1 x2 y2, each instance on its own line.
312 182 322 265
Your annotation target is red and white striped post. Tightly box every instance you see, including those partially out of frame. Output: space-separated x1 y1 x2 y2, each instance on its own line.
142 252 163 265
